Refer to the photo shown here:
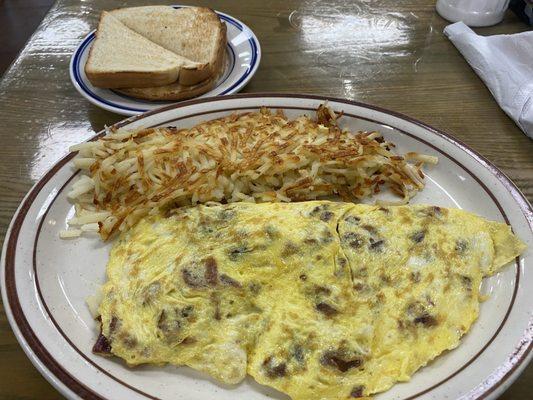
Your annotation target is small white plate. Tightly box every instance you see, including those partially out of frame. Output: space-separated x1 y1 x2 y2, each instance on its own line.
69 7 261 116
1 94 532 400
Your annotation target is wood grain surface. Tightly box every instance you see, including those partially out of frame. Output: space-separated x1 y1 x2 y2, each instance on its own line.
0 0 531 399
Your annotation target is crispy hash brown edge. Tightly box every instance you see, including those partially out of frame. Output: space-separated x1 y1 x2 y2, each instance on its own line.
63 105 437 239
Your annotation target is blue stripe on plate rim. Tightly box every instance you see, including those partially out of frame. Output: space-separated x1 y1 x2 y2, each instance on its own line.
71 7 259 113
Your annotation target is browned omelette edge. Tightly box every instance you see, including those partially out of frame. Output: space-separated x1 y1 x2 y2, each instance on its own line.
2 94 531 400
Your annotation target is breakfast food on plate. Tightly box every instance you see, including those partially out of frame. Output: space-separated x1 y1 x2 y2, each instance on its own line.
92 201 525 399
111 6 226 87
85 6 226 100
116 71 221 101
64 106 437 239
85 12 199 89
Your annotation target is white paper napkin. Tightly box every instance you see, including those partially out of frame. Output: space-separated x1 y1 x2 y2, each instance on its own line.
444 21 533 138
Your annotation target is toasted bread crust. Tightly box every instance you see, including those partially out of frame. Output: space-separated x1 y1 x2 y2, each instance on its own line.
210 16 227 84
189 7 227 78
108 6 227 87
85 12 180 89
86 7 228 94
116 78 216 101
116 51 226 101
176 7 227 86
86 70 179 89
178 62 210 86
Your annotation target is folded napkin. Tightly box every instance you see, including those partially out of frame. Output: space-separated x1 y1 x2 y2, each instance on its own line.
444 22 533 138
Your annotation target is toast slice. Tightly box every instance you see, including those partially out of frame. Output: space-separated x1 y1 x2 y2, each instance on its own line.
116 76 217 101
110 6 227 86
85 12 201 89
116 50 226 101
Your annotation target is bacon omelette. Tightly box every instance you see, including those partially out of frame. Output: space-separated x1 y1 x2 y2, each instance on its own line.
93 201 525 399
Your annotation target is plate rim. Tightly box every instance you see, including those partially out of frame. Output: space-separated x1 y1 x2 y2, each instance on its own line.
2 93 532 400
69 7 262 116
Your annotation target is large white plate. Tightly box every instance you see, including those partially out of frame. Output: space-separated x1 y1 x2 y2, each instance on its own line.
69 6 261 116
1 94 532 400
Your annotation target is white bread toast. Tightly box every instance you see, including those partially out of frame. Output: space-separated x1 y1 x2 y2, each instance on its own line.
109 6 226 86
116 51 226 101
116 76 216 101
85 12 203 89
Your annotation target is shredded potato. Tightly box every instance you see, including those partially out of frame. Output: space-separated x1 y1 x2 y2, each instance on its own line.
64 105 437 239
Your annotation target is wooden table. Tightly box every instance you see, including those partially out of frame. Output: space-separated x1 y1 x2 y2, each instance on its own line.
0 0 531 398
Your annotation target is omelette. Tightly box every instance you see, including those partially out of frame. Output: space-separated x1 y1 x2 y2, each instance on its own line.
93 201 525 399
